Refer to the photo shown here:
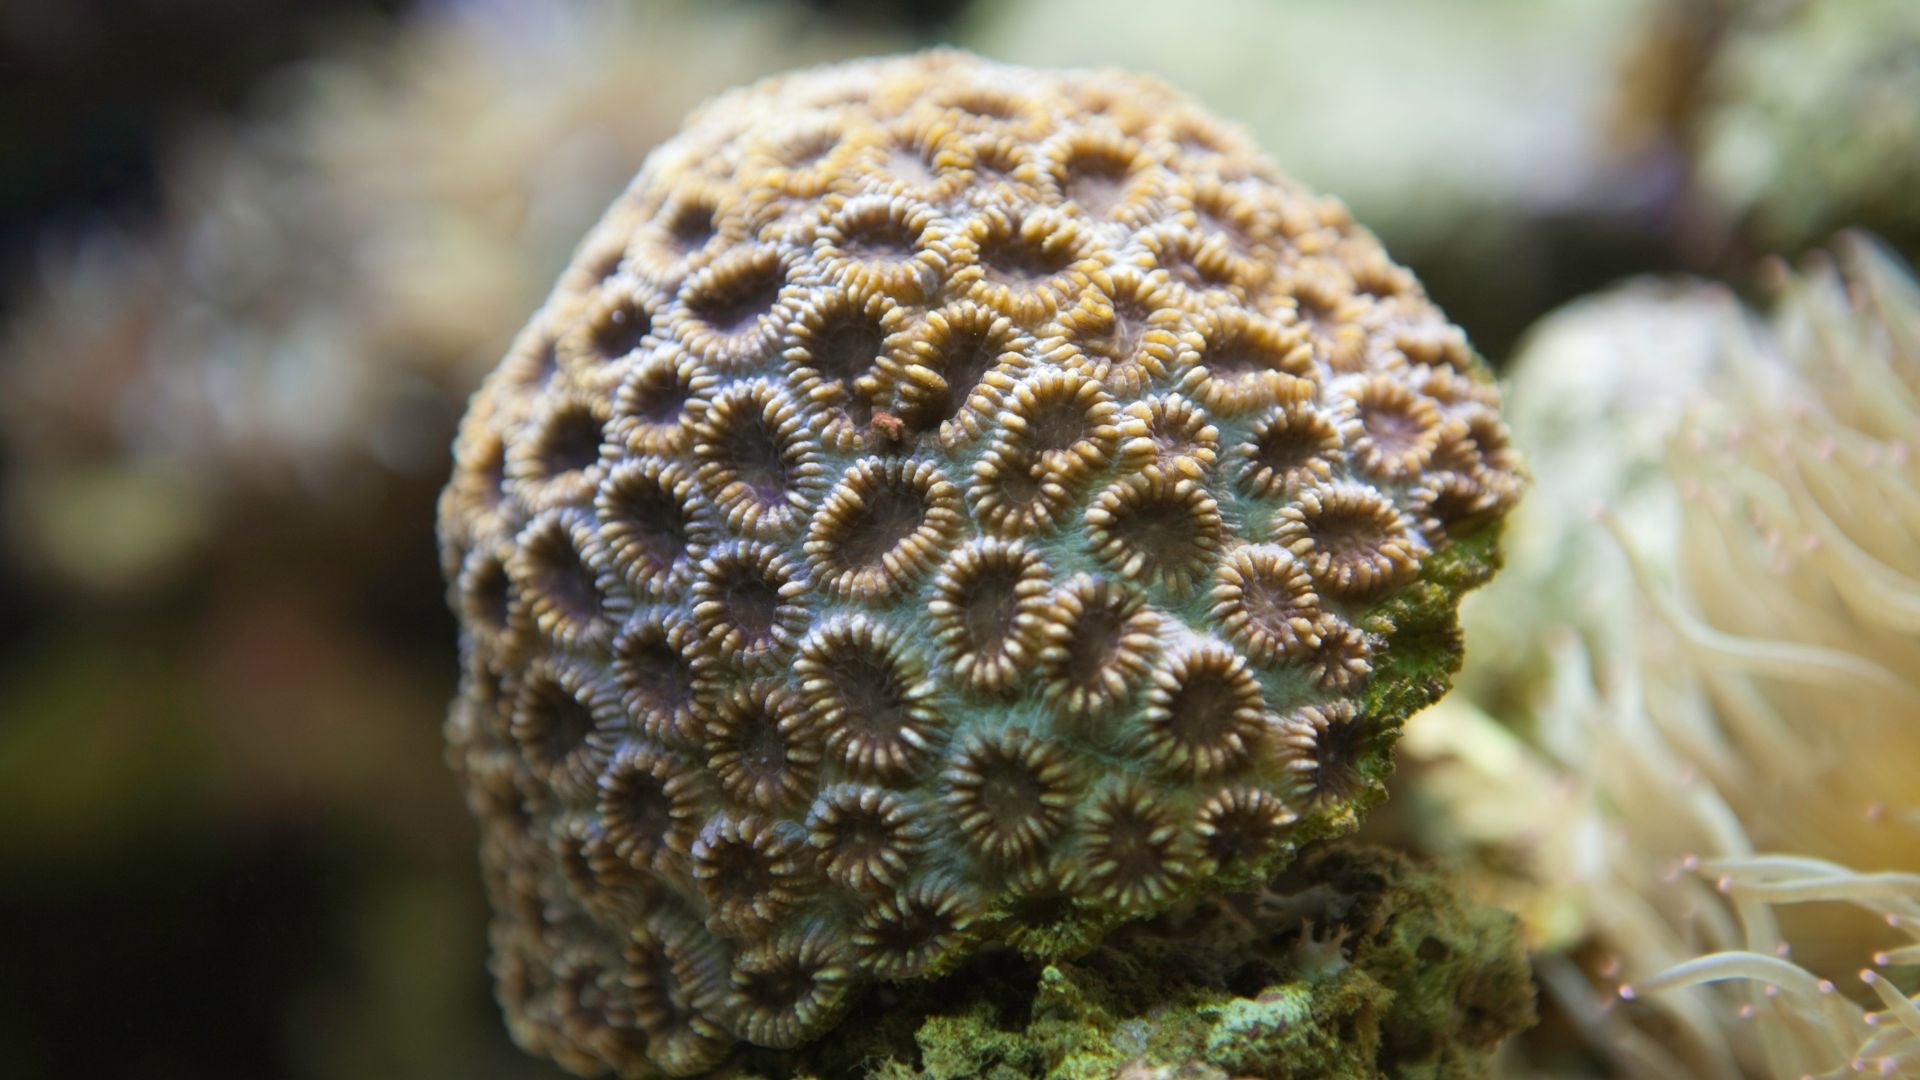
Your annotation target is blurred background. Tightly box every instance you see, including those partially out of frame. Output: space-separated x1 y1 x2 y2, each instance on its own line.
3 1 1916 1077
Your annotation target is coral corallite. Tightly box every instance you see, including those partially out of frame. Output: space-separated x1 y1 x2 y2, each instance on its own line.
437 51 1522 1077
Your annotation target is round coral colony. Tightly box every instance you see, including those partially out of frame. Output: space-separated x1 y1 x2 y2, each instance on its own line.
437 50 1522 1077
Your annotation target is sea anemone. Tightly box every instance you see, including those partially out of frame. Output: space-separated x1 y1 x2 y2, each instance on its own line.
1427 234 1920 1078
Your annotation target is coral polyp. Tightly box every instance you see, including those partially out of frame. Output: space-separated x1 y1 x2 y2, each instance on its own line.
943 728 1079 865
438 50 1519 1076
927 538 1051 695
804 784 925 894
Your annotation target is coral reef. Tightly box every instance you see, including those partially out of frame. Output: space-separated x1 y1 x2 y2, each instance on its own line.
438 50 1521 1076
1417 234 1920 1077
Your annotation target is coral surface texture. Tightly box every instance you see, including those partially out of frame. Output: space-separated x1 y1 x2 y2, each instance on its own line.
437 50 1522 1077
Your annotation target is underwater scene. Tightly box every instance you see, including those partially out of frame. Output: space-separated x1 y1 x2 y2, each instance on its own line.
1 2 1915 1077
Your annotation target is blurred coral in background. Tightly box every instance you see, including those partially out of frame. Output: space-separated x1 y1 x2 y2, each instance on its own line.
2 0 1916 1076
2 2 895 597
0 3 903 1076
1684 0 1920 257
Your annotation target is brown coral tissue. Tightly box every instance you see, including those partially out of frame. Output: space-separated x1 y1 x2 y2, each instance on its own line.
437 50 1522 1077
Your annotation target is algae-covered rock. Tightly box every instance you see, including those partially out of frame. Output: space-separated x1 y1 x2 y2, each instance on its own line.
810 842 1535 1078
